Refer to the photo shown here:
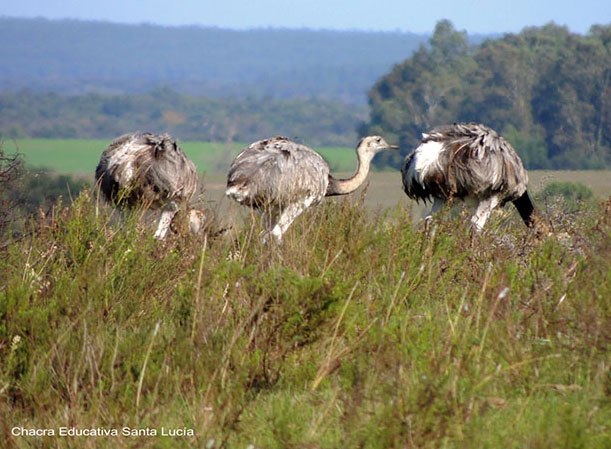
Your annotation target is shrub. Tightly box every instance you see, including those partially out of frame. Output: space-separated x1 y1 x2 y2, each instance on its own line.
540 181 595 212
0 189 609 448
0 146 25 235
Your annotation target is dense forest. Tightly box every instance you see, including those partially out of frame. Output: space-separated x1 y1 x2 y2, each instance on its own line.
361 21 611 169
0 17 431 104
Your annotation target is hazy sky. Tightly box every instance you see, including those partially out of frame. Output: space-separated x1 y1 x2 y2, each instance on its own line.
1 0 609 34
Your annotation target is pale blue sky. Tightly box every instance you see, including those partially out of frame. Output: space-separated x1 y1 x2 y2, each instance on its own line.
1 0 609 34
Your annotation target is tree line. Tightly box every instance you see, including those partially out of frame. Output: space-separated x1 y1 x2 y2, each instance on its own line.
1 19 609 169
0 88 367 147
361 21 611 169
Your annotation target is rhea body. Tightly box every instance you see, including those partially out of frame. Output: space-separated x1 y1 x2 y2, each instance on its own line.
401 123 534 229
95 132 203 239
226 136 398 241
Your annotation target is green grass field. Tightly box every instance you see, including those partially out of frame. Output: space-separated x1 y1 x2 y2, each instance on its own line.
3 138 359 175
6 138 610 221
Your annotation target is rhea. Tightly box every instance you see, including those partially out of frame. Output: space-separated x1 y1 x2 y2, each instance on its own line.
401 122 535 230
95 132 204 239
226 136 398 242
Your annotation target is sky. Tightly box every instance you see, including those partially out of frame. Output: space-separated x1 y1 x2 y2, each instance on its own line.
0 0 609 34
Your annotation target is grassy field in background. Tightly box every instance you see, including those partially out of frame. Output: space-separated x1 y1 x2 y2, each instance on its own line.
5 138 610 218
2 138 359 175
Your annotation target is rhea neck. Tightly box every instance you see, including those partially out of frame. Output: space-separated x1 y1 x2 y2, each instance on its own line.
326 149 374 196
512 190 536 228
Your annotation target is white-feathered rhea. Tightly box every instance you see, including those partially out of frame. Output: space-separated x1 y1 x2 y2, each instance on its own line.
401 122 535 229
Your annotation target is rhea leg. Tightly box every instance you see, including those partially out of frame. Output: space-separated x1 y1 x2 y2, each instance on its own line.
259 208 278 244
269 204 305 242
268 197 316 242
154 201 178 240
421 197 446 232
427 197 447 219
470 195 500 231
187 209 206 235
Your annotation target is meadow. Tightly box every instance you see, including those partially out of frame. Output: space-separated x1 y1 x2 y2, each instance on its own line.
1 189 610 448
2 139 359 176
6 137 611 218
1 139 610 448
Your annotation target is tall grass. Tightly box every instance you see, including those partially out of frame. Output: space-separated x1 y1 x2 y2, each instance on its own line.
1 190 609 448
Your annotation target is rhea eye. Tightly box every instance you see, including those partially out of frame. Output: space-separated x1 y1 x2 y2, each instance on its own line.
376 137 381 142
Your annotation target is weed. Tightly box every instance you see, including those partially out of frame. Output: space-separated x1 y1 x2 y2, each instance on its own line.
0 189 609 448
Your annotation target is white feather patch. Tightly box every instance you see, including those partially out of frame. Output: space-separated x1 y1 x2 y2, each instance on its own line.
225 185 249 204
108 139 146 183
410 140 445 182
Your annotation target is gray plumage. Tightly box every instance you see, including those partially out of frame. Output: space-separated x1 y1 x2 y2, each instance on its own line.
95 132 201 239
226 137 329 209
227 135 398 241
401 123 534 229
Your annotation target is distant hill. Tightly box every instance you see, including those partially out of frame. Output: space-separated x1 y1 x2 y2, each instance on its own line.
0 17 435 104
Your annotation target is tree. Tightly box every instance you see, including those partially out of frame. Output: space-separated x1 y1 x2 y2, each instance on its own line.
362 20 474 167
429 19 470 65
362 21 611 169
532 26 611 167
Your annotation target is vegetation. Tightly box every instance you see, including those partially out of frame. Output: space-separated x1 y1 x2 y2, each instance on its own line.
362 21 611 170
2 139 359 174
0 147 24 235
1 19 609 167
539 181 596 212
0 91 367 147
0 17 430 103
0 151 88 236
5 171 87 216
1 16 609 446
1 183 609 448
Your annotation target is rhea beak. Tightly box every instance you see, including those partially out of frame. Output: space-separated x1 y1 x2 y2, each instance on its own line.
388 144 400 150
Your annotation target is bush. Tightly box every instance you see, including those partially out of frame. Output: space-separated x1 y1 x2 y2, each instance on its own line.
0 146 25 235
0 189 609 448
0 153 89 240
10 170 89 216
540 181 595 211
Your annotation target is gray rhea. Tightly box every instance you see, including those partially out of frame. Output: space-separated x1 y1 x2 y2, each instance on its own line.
95 132 202 239
226 136 398 242
401 123 534 230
